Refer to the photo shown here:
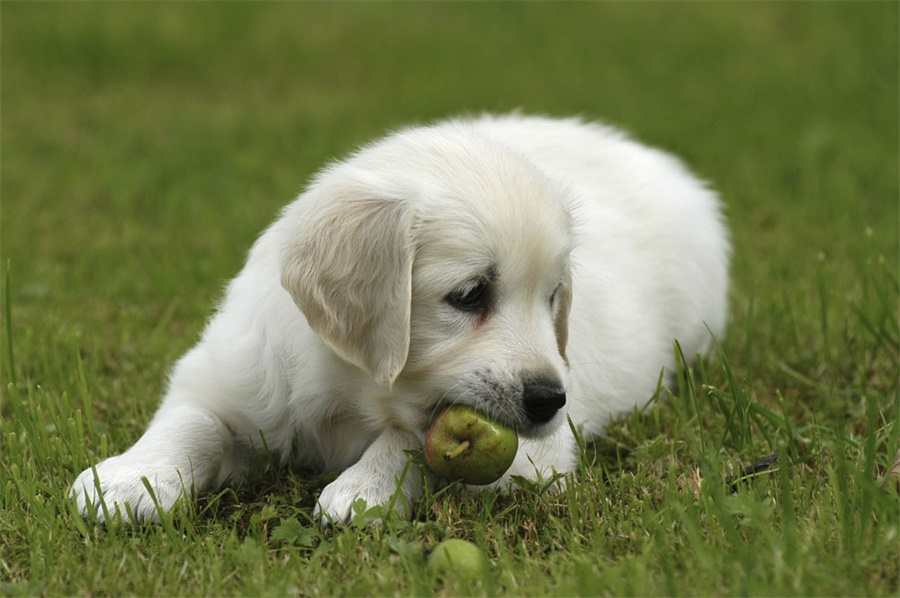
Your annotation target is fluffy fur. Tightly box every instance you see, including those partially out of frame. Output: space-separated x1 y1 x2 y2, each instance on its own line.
71 114 729 524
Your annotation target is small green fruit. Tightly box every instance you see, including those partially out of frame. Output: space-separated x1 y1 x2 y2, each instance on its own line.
424 404 518 485
427 539 487 576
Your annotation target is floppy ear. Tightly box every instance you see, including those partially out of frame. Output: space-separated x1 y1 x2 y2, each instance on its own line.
280 192 415 386
554 268 573 366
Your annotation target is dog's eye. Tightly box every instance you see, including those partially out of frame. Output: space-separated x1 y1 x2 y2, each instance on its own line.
446 279 491 314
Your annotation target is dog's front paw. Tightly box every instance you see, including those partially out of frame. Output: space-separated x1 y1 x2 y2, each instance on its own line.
70 455 189 524
314 463 421 526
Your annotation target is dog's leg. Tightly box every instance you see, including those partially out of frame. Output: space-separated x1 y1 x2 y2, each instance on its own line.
70 401 230 524
491 421 579 490
314 427 429 525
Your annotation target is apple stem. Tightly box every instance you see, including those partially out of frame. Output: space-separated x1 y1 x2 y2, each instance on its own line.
444 439 471 461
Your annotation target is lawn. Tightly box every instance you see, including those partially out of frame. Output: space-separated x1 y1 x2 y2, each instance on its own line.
2 3 898 596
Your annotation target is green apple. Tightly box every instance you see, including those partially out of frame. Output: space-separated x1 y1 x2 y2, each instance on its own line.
426 538 487 576
424 404 518 485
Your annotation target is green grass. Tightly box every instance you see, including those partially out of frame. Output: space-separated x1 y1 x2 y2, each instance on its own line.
2 3 898 596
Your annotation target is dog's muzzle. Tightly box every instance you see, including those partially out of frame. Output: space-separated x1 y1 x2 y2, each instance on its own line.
522 378 566 424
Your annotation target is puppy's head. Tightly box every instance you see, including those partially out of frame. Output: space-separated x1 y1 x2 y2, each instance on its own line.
281 122 574 436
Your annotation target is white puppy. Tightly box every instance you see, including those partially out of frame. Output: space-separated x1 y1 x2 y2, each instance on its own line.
72 114 729 524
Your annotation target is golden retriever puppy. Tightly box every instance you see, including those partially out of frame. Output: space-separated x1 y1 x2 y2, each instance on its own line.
72 114 729 524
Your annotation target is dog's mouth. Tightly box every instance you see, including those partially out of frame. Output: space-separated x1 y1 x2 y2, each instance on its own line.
417 373 567 438
423 401 564 440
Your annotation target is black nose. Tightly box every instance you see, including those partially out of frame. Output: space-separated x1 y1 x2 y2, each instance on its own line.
522 379 566 424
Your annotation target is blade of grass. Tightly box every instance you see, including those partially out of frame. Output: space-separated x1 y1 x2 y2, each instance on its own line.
4 260 15 387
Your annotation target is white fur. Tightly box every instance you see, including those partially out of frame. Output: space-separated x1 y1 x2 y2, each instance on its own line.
71 114 729 524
